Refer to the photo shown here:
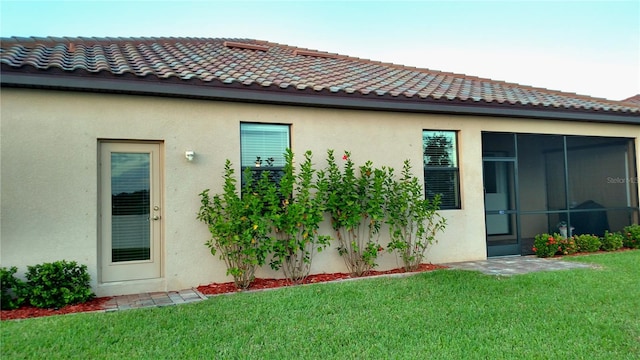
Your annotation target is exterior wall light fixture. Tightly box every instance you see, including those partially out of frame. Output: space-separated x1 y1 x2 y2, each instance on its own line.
185 150 195 162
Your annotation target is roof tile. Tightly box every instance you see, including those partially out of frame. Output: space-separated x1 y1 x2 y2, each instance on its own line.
1 36 638 114
622 95 640 105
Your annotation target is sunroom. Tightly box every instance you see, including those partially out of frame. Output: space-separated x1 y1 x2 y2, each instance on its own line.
482 132 638 256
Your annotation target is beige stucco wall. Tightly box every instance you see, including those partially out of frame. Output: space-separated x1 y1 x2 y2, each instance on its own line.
2 88 639 296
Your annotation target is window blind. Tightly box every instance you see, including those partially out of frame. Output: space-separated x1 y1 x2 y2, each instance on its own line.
111 153 151 262
423 131 457 167
240 123 290 167
423 131 460 209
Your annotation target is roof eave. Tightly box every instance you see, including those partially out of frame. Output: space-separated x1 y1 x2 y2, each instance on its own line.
2 72 639 125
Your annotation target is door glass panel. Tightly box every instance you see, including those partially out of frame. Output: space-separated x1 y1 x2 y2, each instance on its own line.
484 161 516 215
111 153 151 262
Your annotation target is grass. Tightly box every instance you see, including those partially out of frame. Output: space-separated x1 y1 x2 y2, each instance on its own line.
2 251 639 359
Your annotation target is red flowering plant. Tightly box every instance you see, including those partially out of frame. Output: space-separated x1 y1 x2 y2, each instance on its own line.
533 233 563 258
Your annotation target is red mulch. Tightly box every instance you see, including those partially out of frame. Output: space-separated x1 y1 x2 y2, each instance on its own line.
1 263 446 321
197 263 447 295
1 297 112 321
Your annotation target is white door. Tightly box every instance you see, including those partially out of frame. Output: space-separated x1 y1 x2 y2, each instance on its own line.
100 142 162 282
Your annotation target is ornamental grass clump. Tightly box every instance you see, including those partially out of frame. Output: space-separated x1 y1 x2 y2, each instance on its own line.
385 160 446 271
266 149 331 284
198 161 273 289
323 150 388 276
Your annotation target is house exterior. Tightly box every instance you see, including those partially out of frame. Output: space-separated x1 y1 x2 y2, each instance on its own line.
1 37 639 296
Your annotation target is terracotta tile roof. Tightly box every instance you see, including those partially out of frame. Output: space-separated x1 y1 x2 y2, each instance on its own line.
1 36 639 115
622 95 640 105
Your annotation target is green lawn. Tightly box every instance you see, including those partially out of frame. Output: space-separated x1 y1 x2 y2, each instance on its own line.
2 251 639 359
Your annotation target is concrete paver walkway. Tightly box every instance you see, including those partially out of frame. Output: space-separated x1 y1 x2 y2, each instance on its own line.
444 255 595 276
104 256 595 312
103 289 208 312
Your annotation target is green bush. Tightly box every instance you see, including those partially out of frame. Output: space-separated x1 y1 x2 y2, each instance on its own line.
385 160 446 271
533 233 562 258
266 149 331 285
600 231 624 252
323 150 389 276
0 266 27 310
25 260 94 309
574 234 601 253
198 149 449 283
623 224 640 249
198 161 273 289
557 236 578 256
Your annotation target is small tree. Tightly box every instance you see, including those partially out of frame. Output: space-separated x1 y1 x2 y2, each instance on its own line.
385 160 447 271
323 150 388 276
266 149 331 284
197 161 273 289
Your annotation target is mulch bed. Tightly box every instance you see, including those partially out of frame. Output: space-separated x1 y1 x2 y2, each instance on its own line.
1 263 445 321
197 263 447 295
1 297 112 321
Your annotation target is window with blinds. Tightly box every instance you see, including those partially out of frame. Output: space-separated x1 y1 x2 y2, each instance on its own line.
240 123 290 185
423 130 460 209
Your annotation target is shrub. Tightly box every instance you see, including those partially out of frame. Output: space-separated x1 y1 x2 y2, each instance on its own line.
533 233 562 258
266 149 331 284
0 266 27 310
623 224 640 249
385 160 446 271
558 236 578 256
25 260 94 309
323 150 389 276
574 234 601 253
600 231 624 252
198 161 274 289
